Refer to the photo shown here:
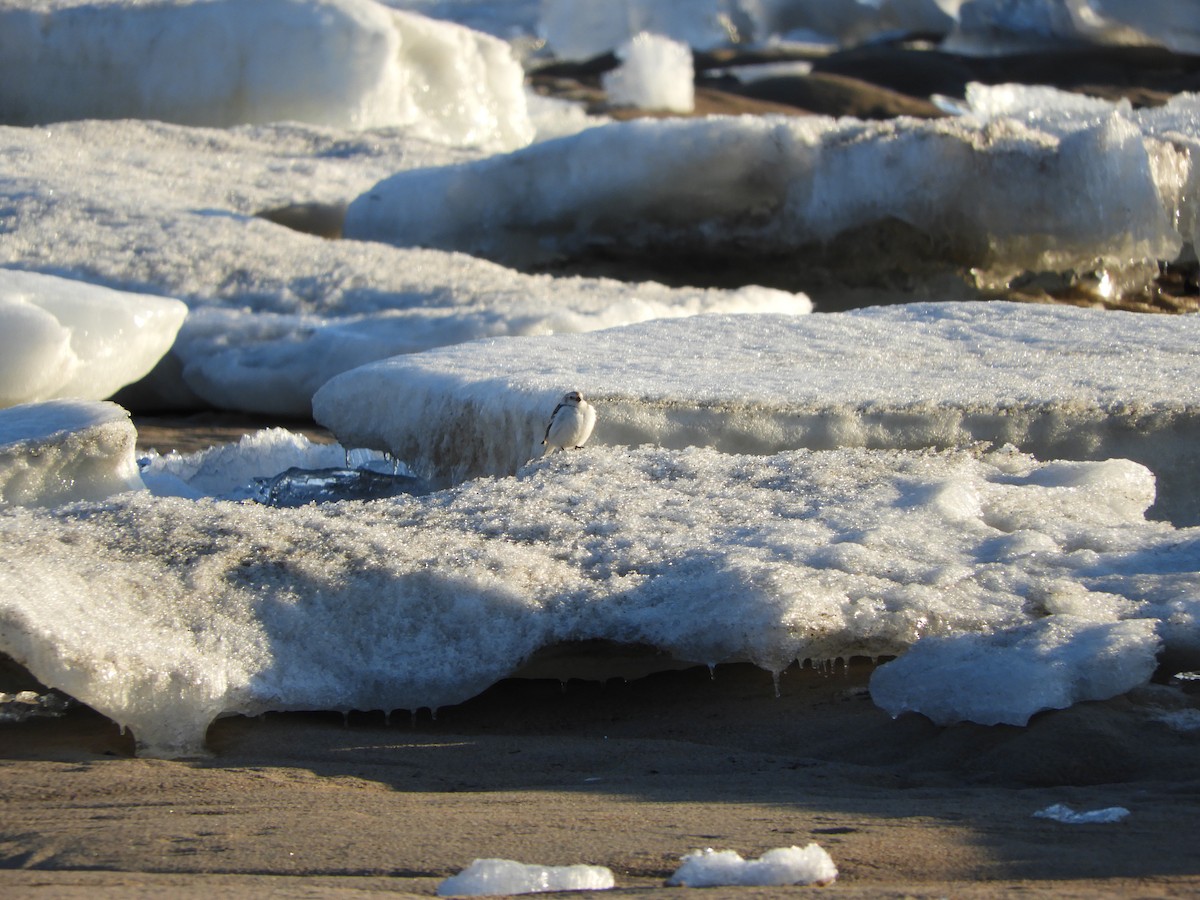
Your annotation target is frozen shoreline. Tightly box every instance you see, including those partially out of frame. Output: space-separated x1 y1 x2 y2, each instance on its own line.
2 660 1199 897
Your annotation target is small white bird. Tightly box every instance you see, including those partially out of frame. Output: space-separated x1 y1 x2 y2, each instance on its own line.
542 390 596 452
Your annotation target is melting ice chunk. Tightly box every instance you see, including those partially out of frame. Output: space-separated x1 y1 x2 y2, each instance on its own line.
869 616 1162 726
248 466 428 507
666 845 838 887
436 858 615 896
1033 804 1130 824
0 269 186 408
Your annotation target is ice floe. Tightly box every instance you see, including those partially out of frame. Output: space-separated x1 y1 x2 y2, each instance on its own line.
314 302 1200 525
2 438 1198 755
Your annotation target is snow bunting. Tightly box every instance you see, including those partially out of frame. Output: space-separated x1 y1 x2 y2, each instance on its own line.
542 390 596 452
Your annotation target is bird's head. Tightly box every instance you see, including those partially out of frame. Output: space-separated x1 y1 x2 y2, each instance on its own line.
563 390 584 405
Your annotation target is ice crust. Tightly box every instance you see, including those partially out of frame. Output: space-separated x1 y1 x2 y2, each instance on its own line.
666 845 838 887
2 440 1197 756
0 120 809 417
0 400 145 507
437 858 615 896
313 302 1200 525
344 105 1187 289
0 269 187 409
0 0 533 150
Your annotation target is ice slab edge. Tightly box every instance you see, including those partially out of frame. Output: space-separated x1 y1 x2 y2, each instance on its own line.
314 303 1200 525
3 443 1197 757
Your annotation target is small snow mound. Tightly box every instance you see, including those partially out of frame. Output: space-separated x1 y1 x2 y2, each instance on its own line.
666 845 838 888
436 858 615 896
602 32 694 113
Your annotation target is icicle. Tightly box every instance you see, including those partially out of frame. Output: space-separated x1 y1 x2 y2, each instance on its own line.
707 663 716 681
430 707 439 722
341 710 350 727
344 447 353 468
771 670 781 698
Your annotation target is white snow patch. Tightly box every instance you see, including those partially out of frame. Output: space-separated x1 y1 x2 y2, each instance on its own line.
437 858 615 896
666 845 837 887
602 32 694 113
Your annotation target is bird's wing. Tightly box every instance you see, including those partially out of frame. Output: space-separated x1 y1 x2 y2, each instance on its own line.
542 403 565 444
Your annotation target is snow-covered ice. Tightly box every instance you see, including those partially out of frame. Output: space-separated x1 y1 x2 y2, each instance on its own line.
0 269 186 408
436 858 615 896
3 437 1199 755
870 616 1161 725
0 400 145 507
0 118 809 417
2 0 1200 765
344 107 1186 292
314 302 1200 525
666 845 838 887
0 0 533 150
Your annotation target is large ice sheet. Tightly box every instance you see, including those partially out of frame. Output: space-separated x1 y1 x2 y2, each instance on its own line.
537 0 957 59
314 302 1200 524
1 442 1195 755
0 0 532 150
0 119 808 416
0 400 144 507
344 110 1184 292
0 269 187 408
950 0 1200 55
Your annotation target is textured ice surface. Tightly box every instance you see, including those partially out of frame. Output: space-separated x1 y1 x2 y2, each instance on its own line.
666 845 838 887
0 119 808 416
0 269 186 408
314 302 1200 524
2 442 1197 756
0 400 145 507
437 858 615 896
343 109 1184 287
0 0 533 150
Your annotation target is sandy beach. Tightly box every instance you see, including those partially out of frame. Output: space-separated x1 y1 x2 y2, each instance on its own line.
3 653 1199 898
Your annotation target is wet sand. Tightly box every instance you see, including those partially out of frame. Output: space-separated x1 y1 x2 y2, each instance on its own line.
2 659 1199 898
